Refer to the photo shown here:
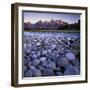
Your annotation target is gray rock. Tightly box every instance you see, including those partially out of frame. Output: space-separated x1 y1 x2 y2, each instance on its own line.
73 59 80 66
42 50 47 55
51 44 56 49
33 69 41 77
56 72 63 76
65 52 75 61
64 64 72 69
29 65 36 70
36 51 41 57
25 49 31 54
42 69 54 76
46 61 56 70
64 65 80 75
24 59 30 65
32 59 40 66
47 53 57 60
37 65 45 71
31 54 37 59
47 49 52 53
73 59 80 71
41 60 48 67
24 69 33 77
56 67 61 71
36 42 41 46
57 57 69 67
40 57 47 61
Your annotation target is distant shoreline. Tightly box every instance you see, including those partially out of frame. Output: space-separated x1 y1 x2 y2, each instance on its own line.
24 30 80 33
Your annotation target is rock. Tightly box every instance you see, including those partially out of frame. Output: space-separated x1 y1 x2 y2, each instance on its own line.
24 54 30 59
51 44 56 49
31 54 37 59
33 69 41 77
55 67 61 72
29 65 36 70
47 59 52 62
67 37 71 41
36 42 41 46
64 64 72 69
24 59 30 65
40 57 47 61
24 43 27 49
24 69 33 77
73 59 80 70
25 49 31 54
46 61 56 70
56 72 63 76
37 65 45 71
71 40 80 48
47 49 52 53
31 51 36 54
57 57 69 67
32 59 40 66
65 53 75 61
46 53 53 60
58 50 64 55
42 69 54 76
73 59 80 66
41 60 48 67
64 65 80 75
47 53 57 60
36 51 41 57
42 50 47 55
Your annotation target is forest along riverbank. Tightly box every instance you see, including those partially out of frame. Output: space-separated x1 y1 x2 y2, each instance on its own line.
24 30 80 33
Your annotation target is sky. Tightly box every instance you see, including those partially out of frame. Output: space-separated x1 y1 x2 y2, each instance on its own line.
24 11 80 24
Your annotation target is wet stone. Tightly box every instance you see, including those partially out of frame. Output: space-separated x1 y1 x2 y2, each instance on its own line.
24 59 30 65
42 69 54 76
47 49 52 53
36 51 41 57
42 50 47 55
56 72 63 76
65 52 75 61
31 54 38 59
64 65 79 75
57 57 69 67
64 64 72 70
29 65 36 70
37 65 45 71
32 59 40 66
24 69 33 77
55 67 61 72
51 44 56 49
36 42 41 46
40 57 47 61
33 69 41 77
46 61 56 70
40 60 48 67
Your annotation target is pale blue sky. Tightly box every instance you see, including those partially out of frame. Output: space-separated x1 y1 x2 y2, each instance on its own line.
24 11 80 24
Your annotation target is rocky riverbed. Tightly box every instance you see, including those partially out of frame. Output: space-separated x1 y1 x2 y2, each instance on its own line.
23 32 80 77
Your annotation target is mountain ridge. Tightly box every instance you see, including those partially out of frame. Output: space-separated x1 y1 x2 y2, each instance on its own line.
24 19 80 30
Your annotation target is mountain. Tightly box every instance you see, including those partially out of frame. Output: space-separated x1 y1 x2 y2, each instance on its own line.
24 19 68 30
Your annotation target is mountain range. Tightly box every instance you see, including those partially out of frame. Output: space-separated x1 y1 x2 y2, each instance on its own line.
24 19 69 30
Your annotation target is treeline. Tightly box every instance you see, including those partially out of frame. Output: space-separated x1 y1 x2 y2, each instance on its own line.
58 20 80 30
